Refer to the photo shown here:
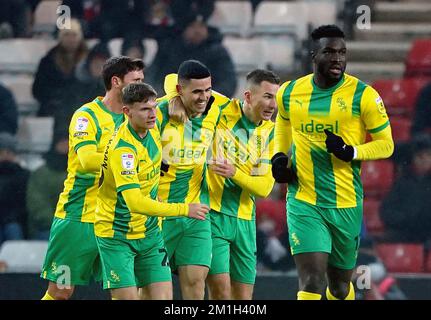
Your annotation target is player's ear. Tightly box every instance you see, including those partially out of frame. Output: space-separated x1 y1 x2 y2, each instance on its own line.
176 84 183 96
112 76 121 88
244 90 252 104
123 105 130 116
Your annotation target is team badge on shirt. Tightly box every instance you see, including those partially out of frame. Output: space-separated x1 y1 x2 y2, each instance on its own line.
75 117 89 131
121 153 135 170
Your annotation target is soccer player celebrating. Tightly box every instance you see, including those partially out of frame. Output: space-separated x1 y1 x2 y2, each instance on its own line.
95 83 209 300
206 69 280 300
272 25 394 300
156 60 229 300
40 56 144 300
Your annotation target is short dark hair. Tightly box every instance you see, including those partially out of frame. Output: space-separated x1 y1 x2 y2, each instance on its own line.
311 25 345 41
246 69 280 87
102 56 144 90
122 83 157 105
178 60 211 83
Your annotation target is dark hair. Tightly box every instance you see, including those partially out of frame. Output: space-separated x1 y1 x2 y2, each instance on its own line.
246 69 280 86
122 83 157 105
178 60 211 83
311 25 345 41
102 56 144 90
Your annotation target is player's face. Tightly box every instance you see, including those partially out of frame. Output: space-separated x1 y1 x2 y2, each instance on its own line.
178 77 212 116
127 98 158 131
313 37 346 82
120 70 145 89
248 81 279 121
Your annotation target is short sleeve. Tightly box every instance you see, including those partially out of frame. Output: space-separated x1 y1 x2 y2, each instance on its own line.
361 86 390 134
70 110 97 152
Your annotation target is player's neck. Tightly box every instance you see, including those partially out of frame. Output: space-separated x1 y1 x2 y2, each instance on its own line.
130 122 148 139
102 91 123 114
243 101 261 125
313 73 342 89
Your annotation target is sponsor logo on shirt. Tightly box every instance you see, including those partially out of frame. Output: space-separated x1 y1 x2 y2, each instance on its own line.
121 153 134 169
75 117 89 131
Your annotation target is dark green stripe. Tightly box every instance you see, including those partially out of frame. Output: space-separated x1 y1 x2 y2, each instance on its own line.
144 130 160 162
113 192 130 239
311 147 337 206
157 101 170 134
352 81 367 117
287 144 298 199
351 160 363 206
308 78 344 116
199 166 209 205
282 80 296 114
149 184 158 200
63 172 96 219
264 128 274 149
368 120 390 133
115 138 137 154
74 140 96 152
81 107 102 144
220 178 242 216
191 114 205 143
167 169 194 203
117 183 140 193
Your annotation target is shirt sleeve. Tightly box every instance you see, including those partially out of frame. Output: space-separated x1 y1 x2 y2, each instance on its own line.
275 81 293 154
361 86 390 134
231 129 275 198
70 110 98 153
355 86 394 160
110 146 189 217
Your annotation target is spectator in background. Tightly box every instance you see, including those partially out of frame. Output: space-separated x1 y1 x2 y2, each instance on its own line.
0 0 32 38
170 0 215 27
26 128 68 240
121 37 146 60
380 134 431 243
146 15 237 97
411 82 431 136
0 132 29 244
0 83 18 135
32 18 87 118
74 42 111 111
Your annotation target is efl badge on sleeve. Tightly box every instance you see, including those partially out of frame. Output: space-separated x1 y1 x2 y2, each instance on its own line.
121 153 135 169
75 117 89 131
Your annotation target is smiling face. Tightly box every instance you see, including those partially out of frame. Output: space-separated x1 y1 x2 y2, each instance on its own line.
312 37 347 87
245 80 279 122
177 77 212 117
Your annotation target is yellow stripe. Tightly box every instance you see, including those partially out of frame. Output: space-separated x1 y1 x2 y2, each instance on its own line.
237 190 252 220
276 81 291 117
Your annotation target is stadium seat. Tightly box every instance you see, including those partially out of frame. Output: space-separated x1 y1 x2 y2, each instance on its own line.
207 1 253 37
0 75 38 114
372 78 429 116
0 39 56 73
390 116 412 143
425 251 431 273
17 116 54 153
258 35 296 72
375 243 424 273
252 1 307 39
0 240 48 273
405 39 431 77
256 199 287 237
223 37 265 73
361 160 394 199
33 0 61 35
363 198 385 235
